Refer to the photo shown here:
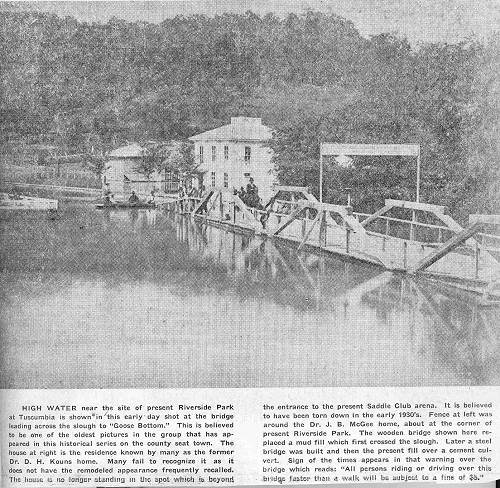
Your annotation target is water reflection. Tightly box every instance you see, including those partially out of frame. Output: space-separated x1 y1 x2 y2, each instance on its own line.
0 207 498 388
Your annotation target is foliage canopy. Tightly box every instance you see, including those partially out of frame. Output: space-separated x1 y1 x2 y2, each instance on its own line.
0 10 498 218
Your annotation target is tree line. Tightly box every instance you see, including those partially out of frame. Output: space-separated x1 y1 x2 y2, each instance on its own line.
0 9 498 218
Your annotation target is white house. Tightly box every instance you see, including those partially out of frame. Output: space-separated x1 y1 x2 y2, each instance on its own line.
189 117 275 202
103 143 165 200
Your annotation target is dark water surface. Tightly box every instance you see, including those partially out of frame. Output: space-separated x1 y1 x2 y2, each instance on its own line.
1 205 498 388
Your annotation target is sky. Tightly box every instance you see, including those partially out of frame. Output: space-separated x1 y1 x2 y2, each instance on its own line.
2 0 499 45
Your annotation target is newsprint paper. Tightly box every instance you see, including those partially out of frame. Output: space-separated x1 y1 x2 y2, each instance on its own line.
0 0 499 487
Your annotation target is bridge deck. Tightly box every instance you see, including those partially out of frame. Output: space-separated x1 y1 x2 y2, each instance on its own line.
166 193 500 297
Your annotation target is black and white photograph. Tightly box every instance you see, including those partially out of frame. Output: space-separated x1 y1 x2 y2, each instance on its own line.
1 0 499 392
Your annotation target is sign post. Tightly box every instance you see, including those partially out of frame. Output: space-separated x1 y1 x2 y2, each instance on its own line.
416 145 421 203
319 154 323 204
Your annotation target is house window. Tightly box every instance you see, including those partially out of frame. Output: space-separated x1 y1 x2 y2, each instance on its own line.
211 171 216 187
199 146 204 163
223 172 228 188
244 146 251 163
224 145 229 160
212 146 216 162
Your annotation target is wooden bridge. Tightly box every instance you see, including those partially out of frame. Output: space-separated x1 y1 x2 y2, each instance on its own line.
165 186 500 300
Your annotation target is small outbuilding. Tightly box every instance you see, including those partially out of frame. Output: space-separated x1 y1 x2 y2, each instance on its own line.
102 143 165 200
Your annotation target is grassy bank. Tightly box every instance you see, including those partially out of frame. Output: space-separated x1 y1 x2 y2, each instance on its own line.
0 144 101 189
0 162 100 189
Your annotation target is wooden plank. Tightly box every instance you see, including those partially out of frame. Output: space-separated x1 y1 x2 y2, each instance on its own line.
321 202 349 214
469 214 500 226
321 143 420 157
273 185 310 193
360 203 395 228
219 191 224 219
384 199 446 214
344 214 368 234
270 186 318 204
272 202 306 235
206 190 221 217
409 222 482 273
192 191 213 215
232 193 262 230
303 192 319 203
297 212 321 251
324 210 342 229
434 214 500 274
264 192 279 210
434 213 463 233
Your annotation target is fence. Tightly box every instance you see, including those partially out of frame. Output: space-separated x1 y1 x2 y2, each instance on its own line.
2 163 101 189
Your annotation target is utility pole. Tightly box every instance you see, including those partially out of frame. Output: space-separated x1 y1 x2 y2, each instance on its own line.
319 153 323 204
416 145 421 203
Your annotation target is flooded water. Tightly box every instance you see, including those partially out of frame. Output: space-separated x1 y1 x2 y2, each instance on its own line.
1 205 498 388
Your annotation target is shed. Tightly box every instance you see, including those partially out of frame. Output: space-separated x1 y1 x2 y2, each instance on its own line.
103 143 164 200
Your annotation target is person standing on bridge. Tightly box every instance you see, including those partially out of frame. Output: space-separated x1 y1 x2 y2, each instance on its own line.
246 177 257 196
246 178 261 208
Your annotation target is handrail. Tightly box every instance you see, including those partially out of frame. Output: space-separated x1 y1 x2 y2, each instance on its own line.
174 194 500 255
354 212 500 248
1 182 101 193
384 199 447 214
479 232 500 241
354 212 452 232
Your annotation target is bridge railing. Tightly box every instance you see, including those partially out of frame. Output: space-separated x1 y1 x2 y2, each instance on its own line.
169 191 500 284
354 211 455 244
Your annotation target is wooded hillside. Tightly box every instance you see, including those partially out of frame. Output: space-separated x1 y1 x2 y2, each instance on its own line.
1 10 498 217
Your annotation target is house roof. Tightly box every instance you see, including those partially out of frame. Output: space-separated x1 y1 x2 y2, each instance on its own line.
108 143 147 158
189 117 272 142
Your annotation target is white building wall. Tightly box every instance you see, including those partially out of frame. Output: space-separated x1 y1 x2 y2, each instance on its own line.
195 141 275 202
104 158 126 197
104 158 165 200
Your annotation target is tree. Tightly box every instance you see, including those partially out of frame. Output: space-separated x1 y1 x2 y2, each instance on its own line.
1 9 496 217
139 141 198 179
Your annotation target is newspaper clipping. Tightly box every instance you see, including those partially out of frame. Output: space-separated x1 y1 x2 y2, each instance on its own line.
0 0 499 487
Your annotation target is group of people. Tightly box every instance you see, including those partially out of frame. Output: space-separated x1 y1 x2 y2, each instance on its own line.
178 185 205 199
102 184 116 205
236 178 262 209
129 190 157 204
102 184 157 206
101 178 262 208
177 178 262 209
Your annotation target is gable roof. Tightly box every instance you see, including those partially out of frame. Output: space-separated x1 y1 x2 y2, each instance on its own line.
108 143 147 158
189 117 272 142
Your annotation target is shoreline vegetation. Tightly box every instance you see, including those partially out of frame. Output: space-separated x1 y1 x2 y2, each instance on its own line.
1 10 499 223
